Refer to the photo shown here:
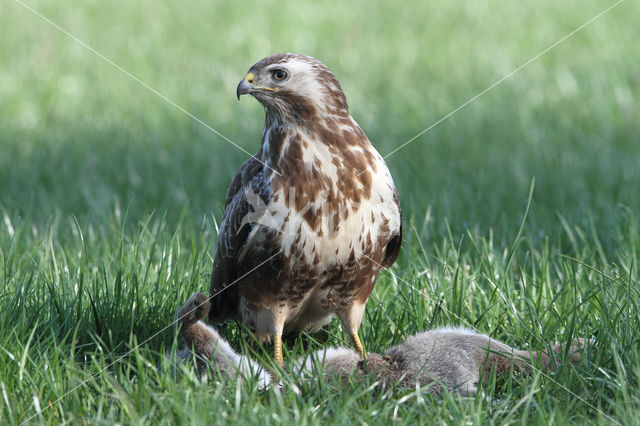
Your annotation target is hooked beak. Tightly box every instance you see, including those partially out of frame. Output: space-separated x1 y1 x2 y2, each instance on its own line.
236 73 254 100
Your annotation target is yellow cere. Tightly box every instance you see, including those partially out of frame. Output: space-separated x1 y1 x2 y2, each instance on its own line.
245 72 255 83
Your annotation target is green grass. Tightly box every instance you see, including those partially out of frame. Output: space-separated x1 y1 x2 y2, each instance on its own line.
1 0 639 423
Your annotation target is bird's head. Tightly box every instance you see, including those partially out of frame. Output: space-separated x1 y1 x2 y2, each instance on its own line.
236 53 349 122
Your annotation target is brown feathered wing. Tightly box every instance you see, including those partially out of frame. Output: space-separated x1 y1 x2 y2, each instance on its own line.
208 155 263 323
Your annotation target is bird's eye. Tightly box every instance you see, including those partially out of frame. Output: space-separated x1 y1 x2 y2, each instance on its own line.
272 69 288 82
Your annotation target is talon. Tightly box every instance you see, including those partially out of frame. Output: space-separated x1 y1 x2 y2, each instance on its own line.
357 358 371 374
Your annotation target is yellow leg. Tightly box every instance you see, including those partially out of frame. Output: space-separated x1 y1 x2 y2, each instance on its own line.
274 334 284 367
351 333 366 360
337 302 368 361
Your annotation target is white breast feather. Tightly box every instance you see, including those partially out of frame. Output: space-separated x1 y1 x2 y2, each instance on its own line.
273 132 399 268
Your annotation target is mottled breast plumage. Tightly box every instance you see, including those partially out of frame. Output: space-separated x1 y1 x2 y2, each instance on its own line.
210 53 401 340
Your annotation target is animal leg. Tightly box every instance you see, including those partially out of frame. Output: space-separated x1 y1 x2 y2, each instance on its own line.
274 334 284 367
478 336 590 380
337 302 367 359
351 333 366 360
272 310 286 368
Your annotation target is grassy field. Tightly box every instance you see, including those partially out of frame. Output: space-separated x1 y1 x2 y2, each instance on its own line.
1 0 639 423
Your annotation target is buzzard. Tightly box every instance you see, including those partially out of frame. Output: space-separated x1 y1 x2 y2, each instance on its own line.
209 53 402 366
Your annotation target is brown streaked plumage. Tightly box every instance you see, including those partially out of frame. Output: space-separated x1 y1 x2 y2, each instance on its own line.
209 53 402 366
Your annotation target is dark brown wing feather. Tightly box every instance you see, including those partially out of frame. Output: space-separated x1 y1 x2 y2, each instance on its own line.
381 188 402 268
208 155 262 323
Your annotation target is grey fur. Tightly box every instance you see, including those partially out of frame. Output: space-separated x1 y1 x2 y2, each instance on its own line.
177 294 587 395
305 327 586 395
177 293 272 388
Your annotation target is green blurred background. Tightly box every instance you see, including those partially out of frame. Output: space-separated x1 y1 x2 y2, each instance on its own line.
1 0 639 423
2 0 637 251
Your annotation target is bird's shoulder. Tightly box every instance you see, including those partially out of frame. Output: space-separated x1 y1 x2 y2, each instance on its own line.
217 154 273 260
224 154 264 207
209 156 270 321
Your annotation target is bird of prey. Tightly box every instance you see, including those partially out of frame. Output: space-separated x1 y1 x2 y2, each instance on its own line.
209 53 402 366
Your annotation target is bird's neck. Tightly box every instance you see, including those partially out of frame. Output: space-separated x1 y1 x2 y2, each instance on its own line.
259 112 289 168
258 109 378 205
259 108 367 165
